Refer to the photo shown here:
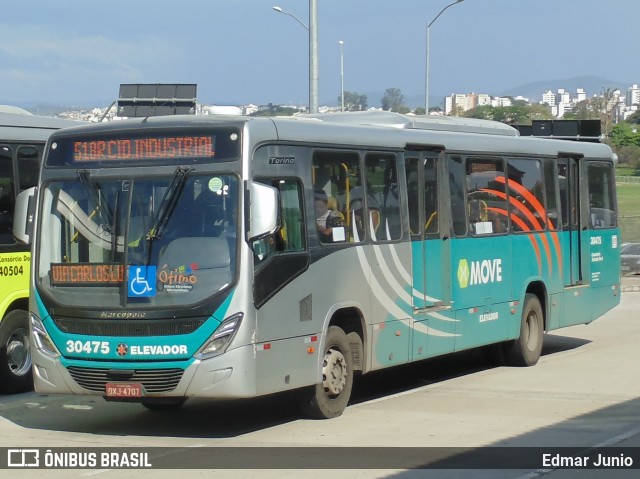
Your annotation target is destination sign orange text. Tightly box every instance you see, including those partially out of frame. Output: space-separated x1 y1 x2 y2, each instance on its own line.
73 136 215 162
51 263 124 286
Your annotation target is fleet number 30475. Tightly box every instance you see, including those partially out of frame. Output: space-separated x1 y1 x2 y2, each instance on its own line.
66 340 110 354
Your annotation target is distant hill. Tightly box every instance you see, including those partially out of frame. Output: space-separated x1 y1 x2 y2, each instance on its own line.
351 76 635 110
8 75 636 113
26 104 97 116
500 75 632 102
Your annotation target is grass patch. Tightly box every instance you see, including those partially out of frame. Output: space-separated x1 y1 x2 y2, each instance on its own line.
616 166 638 177
617 182 640 242
617 166 632 177
617 183 640 215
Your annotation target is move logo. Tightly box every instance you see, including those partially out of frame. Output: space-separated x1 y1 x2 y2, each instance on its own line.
457 258 503 288
457 259 471 289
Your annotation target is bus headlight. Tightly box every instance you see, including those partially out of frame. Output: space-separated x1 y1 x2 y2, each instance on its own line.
30 314 60 358
196 313 243 360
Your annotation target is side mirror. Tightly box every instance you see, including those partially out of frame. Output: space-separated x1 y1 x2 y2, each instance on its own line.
246 181 279 242
13 186 37 245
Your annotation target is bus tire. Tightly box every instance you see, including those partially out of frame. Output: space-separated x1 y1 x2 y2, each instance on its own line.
506 294 544 367
0 310 33 393
300 326 353 419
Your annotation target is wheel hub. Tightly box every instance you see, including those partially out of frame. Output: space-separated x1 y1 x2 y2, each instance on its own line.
6 329 30 376
322 348 347 397
525 311 540 351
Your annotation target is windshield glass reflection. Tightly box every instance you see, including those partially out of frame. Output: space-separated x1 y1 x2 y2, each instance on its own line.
37 173 238 308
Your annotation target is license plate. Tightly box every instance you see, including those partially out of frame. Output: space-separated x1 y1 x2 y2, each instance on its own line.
105 382 143 398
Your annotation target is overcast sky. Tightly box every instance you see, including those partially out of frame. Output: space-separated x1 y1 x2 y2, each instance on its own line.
1 0 638 109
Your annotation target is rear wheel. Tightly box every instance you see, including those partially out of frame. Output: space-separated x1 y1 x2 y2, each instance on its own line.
0 310 33 393
506 294 544 366
300 326 353 419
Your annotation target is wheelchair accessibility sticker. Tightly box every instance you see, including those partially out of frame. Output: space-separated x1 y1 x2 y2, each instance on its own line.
128 266 156 297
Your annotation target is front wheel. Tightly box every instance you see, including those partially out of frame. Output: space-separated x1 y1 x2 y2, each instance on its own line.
0 310 33 393
506 294 544 367
300 326 353 419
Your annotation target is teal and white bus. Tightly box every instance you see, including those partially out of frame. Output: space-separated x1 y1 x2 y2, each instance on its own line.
19 111 620 417
0 106 81 393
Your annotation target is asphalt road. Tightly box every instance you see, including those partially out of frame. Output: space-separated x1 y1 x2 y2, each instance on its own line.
1 288 639 479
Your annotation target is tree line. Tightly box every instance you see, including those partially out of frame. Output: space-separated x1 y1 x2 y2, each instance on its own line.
362 86 640 169
608 111 640 171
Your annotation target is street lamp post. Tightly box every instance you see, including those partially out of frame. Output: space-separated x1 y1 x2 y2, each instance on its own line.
272 6 307 28
425 0 464 115
338 40 344 112
273 2 319 114
309 0 318 114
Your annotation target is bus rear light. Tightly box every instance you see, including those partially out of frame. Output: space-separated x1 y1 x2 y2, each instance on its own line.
31 314 60 358
195 313 243 360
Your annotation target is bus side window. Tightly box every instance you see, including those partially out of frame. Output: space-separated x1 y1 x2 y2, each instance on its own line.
0 146 15 244
558 162 570 230
508 157 546 233
365 153 401 241
466 157 508 236
448 156 467 237
543 159 560 231
17 146 40 192
312 150 362 243
424 158 438 234
405 158 420 236
587 162 616 229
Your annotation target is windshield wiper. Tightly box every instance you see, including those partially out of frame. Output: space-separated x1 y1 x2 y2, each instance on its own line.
147 166 192 241
78 170 114 232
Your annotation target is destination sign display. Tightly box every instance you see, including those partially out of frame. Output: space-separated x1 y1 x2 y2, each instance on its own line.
73 135 215 162
46 127 241 167
50 263 125 286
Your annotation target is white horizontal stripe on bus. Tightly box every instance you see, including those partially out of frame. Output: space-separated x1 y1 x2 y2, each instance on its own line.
413 319 459 338
426 311 459 323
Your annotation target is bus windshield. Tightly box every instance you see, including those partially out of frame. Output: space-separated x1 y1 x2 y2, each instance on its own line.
36 172 238 308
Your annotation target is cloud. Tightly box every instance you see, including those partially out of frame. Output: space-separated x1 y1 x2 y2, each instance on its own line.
0 25 182 103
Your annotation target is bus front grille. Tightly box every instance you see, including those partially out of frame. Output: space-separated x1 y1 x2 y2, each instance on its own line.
66 366 184 393
53 317 205 336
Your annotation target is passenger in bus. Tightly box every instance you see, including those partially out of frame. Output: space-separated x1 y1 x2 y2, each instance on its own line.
350 200 365 240
314 189 345 242
348 199 384 240
193 188 226 237
326 196 345 222
491 212 507 233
